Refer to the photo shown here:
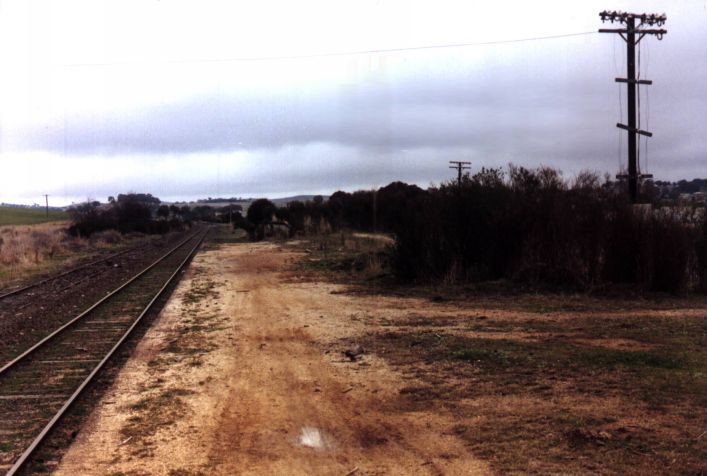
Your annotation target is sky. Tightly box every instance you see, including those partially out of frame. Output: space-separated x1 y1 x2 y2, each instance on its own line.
1 0 706 206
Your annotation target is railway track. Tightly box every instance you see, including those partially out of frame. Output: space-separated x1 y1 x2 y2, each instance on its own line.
0 227 209 475
0 230 201 367
0 240 156 301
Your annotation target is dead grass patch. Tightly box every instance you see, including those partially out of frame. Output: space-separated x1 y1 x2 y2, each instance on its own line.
0 222 133 287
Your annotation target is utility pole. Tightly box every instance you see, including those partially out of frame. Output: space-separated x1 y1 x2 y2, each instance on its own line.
43 194 49 218
599 11 666 203
449 161 471 186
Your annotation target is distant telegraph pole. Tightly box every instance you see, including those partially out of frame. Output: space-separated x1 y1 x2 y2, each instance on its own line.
449 161 471 186
43 194 50 218
599 11 667 203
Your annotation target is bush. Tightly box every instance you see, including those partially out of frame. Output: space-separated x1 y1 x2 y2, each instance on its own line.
67 193 184 237
245 199 277 240
394 168 706 292
327 168 706 294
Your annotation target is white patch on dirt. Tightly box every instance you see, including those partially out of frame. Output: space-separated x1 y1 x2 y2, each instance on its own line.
297 426 327 449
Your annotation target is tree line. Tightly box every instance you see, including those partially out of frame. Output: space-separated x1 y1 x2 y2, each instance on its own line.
68 194 241 236
244 167 707 293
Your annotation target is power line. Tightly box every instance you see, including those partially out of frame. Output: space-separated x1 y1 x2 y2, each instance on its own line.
599 10 667 203
59 31 598 68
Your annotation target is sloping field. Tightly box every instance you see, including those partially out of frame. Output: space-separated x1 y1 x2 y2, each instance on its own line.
0 206 68 225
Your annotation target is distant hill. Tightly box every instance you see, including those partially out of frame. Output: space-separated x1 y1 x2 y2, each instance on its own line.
179 195 329 208
194 197 251 204
270 195 328 205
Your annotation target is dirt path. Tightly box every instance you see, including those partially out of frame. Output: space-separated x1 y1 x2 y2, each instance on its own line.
55 241 489 475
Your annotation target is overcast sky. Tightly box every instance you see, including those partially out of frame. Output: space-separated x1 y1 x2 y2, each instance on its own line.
1 0 706 205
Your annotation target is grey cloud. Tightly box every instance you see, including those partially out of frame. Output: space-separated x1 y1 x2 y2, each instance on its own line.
7 27 707 201
18 72 613 155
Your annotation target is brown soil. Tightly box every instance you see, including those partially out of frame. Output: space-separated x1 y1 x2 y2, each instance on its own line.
53 235 706 475
54 240 489 475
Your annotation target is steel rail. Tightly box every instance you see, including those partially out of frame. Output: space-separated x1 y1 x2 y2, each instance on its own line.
4 227 208 476
0 228 202 376
0 241 153 301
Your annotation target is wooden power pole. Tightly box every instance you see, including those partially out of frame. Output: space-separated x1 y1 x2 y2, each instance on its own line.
599 11 666 203
449 161 471 186
43 195 50 218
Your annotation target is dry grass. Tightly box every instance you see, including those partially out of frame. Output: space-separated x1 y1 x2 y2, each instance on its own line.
0 222 77 281
294 234 707 475
0 222 69 266
0 222 128 287
291 231 393 281
361 313 706 475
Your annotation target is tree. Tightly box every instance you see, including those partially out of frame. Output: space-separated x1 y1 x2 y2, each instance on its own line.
284 200 306 235
115 194 153 232
192 205 216 222
246 199 277 240
67 201 115 236
157 205 170 219
247 199 276 227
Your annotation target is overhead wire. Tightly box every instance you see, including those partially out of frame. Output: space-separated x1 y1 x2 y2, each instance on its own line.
645 41 650 172
58 31 599 68
614 36 624 172
636 42 641 174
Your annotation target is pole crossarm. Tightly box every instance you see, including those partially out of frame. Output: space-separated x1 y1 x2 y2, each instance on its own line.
615 78 652 85
599 10 666 26
449 161 471 186
599 28 667 35
599 11 667 41
616 123 653 137
616 173 653 179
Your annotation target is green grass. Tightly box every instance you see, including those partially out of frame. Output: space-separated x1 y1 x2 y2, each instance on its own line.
0 206 68 225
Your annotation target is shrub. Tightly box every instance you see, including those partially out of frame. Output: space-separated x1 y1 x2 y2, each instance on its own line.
67 193 184 237
231 170 706 293
245 199 277 240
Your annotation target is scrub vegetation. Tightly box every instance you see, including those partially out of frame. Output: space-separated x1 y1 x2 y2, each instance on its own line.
272 166 707 294
0 223 128 287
